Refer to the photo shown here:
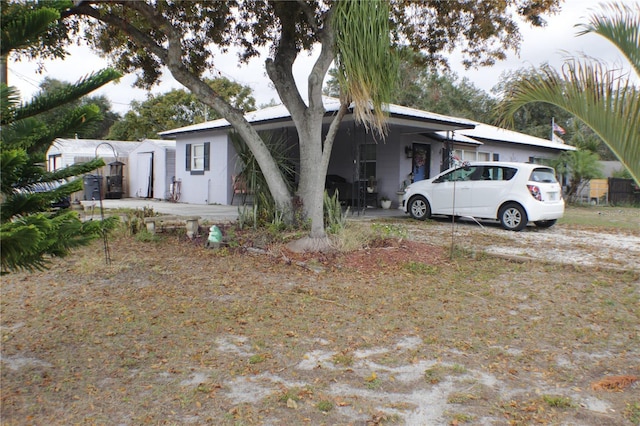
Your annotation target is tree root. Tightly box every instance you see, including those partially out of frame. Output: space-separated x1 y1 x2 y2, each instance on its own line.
286 236 333 253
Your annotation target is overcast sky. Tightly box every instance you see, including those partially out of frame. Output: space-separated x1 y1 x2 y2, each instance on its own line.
7 0 637 115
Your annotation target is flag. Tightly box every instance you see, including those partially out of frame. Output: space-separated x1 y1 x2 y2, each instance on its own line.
552 133 564 144
552 122 566 135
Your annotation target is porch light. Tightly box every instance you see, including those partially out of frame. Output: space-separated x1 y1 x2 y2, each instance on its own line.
405 146 412 158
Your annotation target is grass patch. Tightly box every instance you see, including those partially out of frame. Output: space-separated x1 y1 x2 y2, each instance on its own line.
542 394 575 408
1 223 637 425
316 400 333 412
625 402 640 425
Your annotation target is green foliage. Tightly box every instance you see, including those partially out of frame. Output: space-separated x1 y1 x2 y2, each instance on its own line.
1 1 122 273
332 0 398 135
548 150 604 201
323 190 347 234
541 394 575 408
624 401 640 425
108 79 256 140
371 222 408 240
37 77 121 140
316 400 333 413
1 212 118 272
229 130 296 227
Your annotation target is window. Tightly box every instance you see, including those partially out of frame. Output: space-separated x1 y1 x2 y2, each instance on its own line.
185 142 210 175
477 152 491 161
192 144 205 171
48 154 62 171
359 144 376 181
439 166 476 182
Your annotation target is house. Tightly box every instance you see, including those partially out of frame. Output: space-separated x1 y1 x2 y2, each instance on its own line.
128 139 177 200
159 98 576 209
46 138 142 200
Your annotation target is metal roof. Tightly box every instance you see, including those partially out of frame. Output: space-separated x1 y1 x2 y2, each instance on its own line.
159 97 476 137
436 122 576 151
48 138 143 157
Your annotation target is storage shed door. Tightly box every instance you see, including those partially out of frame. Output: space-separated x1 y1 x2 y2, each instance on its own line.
136 152 153 198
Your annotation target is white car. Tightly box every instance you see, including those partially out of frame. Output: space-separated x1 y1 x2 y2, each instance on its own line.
402 161 564 231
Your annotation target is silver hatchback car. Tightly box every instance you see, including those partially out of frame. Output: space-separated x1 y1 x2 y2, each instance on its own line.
402 161 564 231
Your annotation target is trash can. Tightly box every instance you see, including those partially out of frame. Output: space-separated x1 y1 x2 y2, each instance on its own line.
83 174 103 201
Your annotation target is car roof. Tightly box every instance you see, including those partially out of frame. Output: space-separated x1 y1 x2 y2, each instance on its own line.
457 161 553 169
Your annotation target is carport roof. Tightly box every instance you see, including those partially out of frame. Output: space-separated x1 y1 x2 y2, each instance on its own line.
451 122 577 151
159 97 476 137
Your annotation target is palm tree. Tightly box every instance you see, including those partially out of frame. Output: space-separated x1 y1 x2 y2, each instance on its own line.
497 2 639 185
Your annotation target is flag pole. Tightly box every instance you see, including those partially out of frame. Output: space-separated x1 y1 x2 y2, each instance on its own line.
551 117 555 141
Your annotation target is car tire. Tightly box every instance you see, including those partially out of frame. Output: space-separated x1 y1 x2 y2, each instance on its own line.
534 219 557 228
408 196 431 220
499 203 528 231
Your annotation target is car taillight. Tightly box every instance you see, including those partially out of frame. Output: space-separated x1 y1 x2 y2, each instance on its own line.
527 184 542 201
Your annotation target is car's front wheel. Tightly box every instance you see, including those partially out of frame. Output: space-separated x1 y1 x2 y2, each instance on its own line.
408 196 431 220
499 203 528 231
534 219 557 228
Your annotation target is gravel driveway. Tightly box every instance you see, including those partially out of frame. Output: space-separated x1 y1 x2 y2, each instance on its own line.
378 216 640 271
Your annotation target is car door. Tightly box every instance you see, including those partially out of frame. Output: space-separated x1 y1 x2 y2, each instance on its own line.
430 166 475 215
470 166 517 218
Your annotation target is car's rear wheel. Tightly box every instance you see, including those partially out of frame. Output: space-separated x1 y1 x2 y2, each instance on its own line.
499 203 527 231
408 196 431 220
534 219 557 228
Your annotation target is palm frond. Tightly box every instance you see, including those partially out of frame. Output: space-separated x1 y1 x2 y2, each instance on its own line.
576 2 640 77
332 0 398 135
15 69 122 122
497 59 639 184
0 7 60 55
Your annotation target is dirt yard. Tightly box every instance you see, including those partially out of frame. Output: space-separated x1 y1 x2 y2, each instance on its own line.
1 208 639 425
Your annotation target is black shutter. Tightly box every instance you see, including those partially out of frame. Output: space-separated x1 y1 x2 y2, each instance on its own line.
186 144 191 171
204 142 210 171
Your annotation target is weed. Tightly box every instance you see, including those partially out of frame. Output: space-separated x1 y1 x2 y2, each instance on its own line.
371 222 408 239
624 402 640 425
447 392 477 404
331 352 354 367
450 412 474 423
403 261 438 274
316 400 333 412
134 230 162 242
542 394 574 408
424 365 444 384
248 354 266 364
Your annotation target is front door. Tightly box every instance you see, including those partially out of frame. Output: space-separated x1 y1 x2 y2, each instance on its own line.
412 144 431 182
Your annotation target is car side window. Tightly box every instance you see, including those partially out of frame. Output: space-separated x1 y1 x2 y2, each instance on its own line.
502 167 517 181
441 168 472 182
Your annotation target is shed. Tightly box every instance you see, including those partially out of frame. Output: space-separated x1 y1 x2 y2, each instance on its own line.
128 139 177 200
46 138 142 200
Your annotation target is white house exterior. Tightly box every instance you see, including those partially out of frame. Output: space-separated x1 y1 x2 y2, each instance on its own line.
160 98 576 209
128 139 176 200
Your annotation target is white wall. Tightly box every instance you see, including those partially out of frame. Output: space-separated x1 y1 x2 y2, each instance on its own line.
176 132 231 205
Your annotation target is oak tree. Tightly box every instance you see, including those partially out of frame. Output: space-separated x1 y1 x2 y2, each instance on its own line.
51 0 560 249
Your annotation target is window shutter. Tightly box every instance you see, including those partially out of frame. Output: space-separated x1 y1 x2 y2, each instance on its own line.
204 142 210 171
186 144 191 171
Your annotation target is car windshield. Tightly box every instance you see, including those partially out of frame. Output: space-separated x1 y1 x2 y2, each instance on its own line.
530 168 558 183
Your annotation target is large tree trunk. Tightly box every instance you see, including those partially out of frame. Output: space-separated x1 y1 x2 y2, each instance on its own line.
266 3 345 244
75 2 294 218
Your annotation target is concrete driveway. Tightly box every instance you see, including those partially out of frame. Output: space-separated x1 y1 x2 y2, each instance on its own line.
80 198 240 222
80 198 407 222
